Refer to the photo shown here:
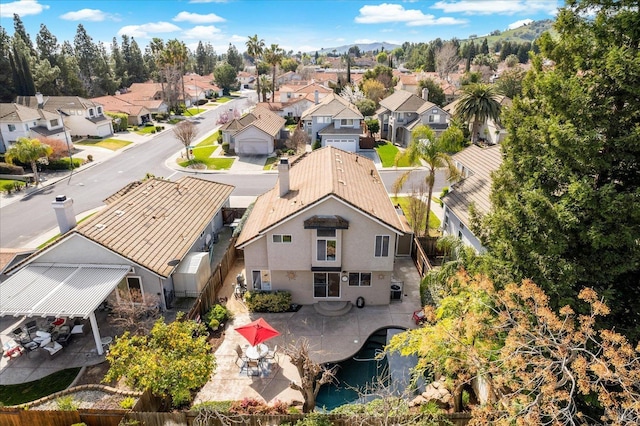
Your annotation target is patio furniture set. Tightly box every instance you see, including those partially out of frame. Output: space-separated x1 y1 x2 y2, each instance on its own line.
233 317 280 376
2 317 87 360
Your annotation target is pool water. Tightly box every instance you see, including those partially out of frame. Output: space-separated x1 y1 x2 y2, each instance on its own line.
315 328 405 411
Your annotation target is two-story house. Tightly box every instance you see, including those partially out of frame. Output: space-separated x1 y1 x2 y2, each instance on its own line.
441 144 502 252
0 103 70 153
300 93 364 152
256 82 332 121
377 89 450 146
219 105 286 156
236 147 412 306
1 176 234 355
15 95 113 139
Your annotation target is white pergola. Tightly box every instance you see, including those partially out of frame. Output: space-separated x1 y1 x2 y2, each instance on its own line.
0 263 131 355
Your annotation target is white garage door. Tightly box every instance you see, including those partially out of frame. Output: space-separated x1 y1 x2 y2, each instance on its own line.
237 139 269 155
325 138 357 152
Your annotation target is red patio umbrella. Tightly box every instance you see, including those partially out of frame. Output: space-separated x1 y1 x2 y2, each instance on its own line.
234 318 280 346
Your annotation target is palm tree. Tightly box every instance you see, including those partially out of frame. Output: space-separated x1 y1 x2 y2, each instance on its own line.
259 75 271 102
5 137 53 186
264 44 284 102
246 34 265 103
394 125 461 236
454 83 501 144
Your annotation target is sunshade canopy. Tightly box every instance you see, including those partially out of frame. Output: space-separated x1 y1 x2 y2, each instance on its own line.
234 317 280 346
0 263 131 318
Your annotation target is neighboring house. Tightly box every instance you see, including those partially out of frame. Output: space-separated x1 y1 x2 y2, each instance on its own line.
0 176 234 354
0 103 70 153
123 82 171 114
443 95 512 145
300 93 364 152
276 71 303 85
14 96 113 139
377 89 450 146
238 71 256 89
236 146 412 306
90 95 152 126
258 82 332 120
441 144 503 252
219 105 286 156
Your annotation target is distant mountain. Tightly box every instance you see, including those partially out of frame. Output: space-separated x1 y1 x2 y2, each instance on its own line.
460 19 555 45
311 42 400 55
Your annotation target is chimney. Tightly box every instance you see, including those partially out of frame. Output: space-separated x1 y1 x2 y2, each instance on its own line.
35 92 44 109
422 88 429 101
278 158 290 197
52 195 77 233
314 90 319 105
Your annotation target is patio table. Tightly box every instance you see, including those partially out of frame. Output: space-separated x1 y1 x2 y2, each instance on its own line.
245 343 268 360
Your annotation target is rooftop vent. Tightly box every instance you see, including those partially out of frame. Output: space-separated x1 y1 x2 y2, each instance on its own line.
55 195 67 202
115 210 124 216
95 224 106 231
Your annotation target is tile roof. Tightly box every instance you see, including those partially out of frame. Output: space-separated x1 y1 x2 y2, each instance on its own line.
15 96 103 112
236 146 406 247
300 93 363 120
221 106 285 137
379 90 426 112
442 144 503 226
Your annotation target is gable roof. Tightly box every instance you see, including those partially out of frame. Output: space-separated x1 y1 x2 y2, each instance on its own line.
220 106 285 137
0 103 61 123
379 90 426 112
442 144 503 227
9 177 234 278
300 93 363 120
15 96 103 112
236 147 405 247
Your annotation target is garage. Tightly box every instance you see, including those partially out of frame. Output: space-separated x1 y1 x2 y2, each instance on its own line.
237 138 270 155
324 138 357 152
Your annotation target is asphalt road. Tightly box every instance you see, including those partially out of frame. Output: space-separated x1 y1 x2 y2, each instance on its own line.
0 96 446 249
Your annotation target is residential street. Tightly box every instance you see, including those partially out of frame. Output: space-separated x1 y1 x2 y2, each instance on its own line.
0 95 445 249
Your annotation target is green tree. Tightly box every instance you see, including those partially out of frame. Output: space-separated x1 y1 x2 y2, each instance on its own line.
225 43 243 72
417 78 446 107
364 118 379 138
280 57 298 73
454 83 501 143
376 51 388 64
264 43 284 102
394 125 460 235
245 34 265 102
36 24 58 67
481 0 640 339
494 68 525 99
356 98 376 117
0 27 16 101
104 314 215 407
213 62 238 95
5 137 53 186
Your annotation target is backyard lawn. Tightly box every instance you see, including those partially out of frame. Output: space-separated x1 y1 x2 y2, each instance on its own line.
375 142 417 167
392 196 441 237
0 367 81 406
76 138 132 151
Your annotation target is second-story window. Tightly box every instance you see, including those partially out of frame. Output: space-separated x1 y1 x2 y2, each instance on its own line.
374 235 390 257
97 106 103 114
317 229 336 261
89 109 95 117
8 124 15 132
272 234 292 243
340 119 353 126
50 119 59 127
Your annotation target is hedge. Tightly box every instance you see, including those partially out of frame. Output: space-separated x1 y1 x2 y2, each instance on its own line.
244 290 292 313
43 158 83 171
0 162 25 175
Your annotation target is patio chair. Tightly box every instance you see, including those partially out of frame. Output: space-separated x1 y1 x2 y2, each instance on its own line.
56 325 72 346
25 320 38 336
245 359 261 376
263 344 279 363
42 341 63 358
234 344 247 368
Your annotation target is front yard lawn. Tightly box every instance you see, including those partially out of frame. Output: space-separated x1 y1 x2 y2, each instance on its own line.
263 156 278 170
392 196 441 237
214 97 232 103
0 367 81 406
375 142 418 168
76 138 132 151
176 131 233 170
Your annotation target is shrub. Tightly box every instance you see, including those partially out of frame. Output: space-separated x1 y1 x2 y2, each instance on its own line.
293 413 332 426
1 180 25 194
217 133 223 144
87 154 94 162
56 395 78 411
228 397 288 415
436 187 449 206
221 142 230 154
119 396 136 409
205 304 231 329
0 162 24 174
193 400 233 413
155 126 164 132
244 290 292 313
312 140 321 150
44 158 83 170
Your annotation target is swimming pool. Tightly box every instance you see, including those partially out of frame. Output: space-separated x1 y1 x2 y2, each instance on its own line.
315 327 414 411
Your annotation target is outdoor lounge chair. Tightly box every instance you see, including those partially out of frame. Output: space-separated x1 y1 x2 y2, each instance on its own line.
25 320 38 336
42 341 63 358
56 325 72 346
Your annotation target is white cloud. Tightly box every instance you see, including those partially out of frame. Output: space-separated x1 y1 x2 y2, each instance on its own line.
507 18 534 30
229 35 247 43
431 0 559 16
0 0 49 18
355 3 466 26
182 25 223 40
173 11 225 24
117 22 181 38
60 9 112 22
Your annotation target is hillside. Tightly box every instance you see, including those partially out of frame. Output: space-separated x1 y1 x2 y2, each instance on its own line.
461 19 555 46
311 42 400 55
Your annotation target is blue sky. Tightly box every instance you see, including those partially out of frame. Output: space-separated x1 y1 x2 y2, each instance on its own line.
1 0 561 53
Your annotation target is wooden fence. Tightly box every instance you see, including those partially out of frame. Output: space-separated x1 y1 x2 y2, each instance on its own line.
0 407 128 426
186 236 238 321
412 236 434 277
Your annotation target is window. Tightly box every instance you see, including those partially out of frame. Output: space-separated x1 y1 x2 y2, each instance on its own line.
89 109 95 117
444 214 450 230
318 116 331 123
428 115 439 123
314 272 341 298
8 124 15 132
348 272 371 287
340 119 354 126
375 235 390 257
317 229 336 261
50 119 59 127
97 106 103 114
272 234 292 243
252 270 270 290
117 276 144 303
